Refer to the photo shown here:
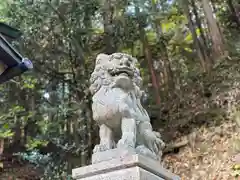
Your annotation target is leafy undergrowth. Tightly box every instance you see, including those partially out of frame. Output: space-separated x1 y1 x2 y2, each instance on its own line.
161 57 240 180
0 154 42 180
163 119 240 180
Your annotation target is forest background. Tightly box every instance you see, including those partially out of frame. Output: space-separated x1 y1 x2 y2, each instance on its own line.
0 0 240 179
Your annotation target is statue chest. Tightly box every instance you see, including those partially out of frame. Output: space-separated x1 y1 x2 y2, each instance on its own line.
93 88 149 122
93 88 133 105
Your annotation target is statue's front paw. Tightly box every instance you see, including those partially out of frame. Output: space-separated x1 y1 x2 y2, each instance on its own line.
93 144 103 153
93 142 114 153
117 139 129 149
117 133 135 149
154 132 165 149
145 132 165 154
157 138 165 149
136 145 158 160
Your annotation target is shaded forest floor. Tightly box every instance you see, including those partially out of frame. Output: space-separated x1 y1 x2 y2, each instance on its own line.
163 119 238 180
160 55 240 179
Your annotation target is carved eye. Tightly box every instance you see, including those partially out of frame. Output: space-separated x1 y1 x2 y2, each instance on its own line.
114 53 122 59
96 59 101 64
109 55 114 61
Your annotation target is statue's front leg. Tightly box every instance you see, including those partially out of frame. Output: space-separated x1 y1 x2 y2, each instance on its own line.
117 117 136 149
93 124 115 153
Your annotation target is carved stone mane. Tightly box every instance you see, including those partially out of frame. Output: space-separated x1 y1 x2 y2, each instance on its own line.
90 53 143 96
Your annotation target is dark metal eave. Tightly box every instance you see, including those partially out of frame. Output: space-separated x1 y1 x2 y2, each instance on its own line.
0 32 33 84
0 22 22 40
0 33 23 67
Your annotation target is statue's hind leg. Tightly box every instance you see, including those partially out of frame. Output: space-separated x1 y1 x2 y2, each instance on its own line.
117 117 136 149
93 124 116 153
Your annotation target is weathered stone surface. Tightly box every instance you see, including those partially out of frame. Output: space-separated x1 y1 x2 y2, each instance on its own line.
89 53 165 161
75 167 163 180
72 153 180 180
92 147 136 164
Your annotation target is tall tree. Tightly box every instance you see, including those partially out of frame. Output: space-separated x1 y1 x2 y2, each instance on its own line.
190 0 208 47
134 2 161 105
201 0 225 59
181 0 212 72
226 0 240 27
101 0 118 54
150 0 175 91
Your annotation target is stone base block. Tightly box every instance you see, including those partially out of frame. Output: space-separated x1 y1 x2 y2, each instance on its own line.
91 147 137 164
72 150 180 180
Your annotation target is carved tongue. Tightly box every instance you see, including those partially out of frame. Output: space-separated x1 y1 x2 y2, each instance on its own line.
121 72 128 76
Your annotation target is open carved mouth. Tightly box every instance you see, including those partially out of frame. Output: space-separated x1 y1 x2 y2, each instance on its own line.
109 67 133 77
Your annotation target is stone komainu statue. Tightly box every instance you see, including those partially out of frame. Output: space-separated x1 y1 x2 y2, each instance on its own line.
89 53 165 160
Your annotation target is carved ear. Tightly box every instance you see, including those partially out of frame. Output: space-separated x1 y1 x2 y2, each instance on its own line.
95 53 109 65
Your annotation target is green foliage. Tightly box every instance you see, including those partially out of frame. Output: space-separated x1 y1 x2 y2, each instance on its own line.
0 105 30 139
21 76 38 89
0 1 10 22
26 137 48 150
0 129 14 139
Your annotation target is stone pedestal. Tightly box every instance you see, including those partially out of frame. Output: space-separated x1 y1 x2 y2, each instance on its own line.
72 149 180 180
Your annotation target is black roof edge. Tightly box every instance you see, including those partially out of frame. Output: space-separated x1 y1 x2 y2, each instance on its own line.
0 22 22 40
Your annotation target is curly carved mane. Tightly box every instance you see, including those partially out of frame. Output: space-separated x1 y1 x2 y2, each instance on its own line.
89 53 143 98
